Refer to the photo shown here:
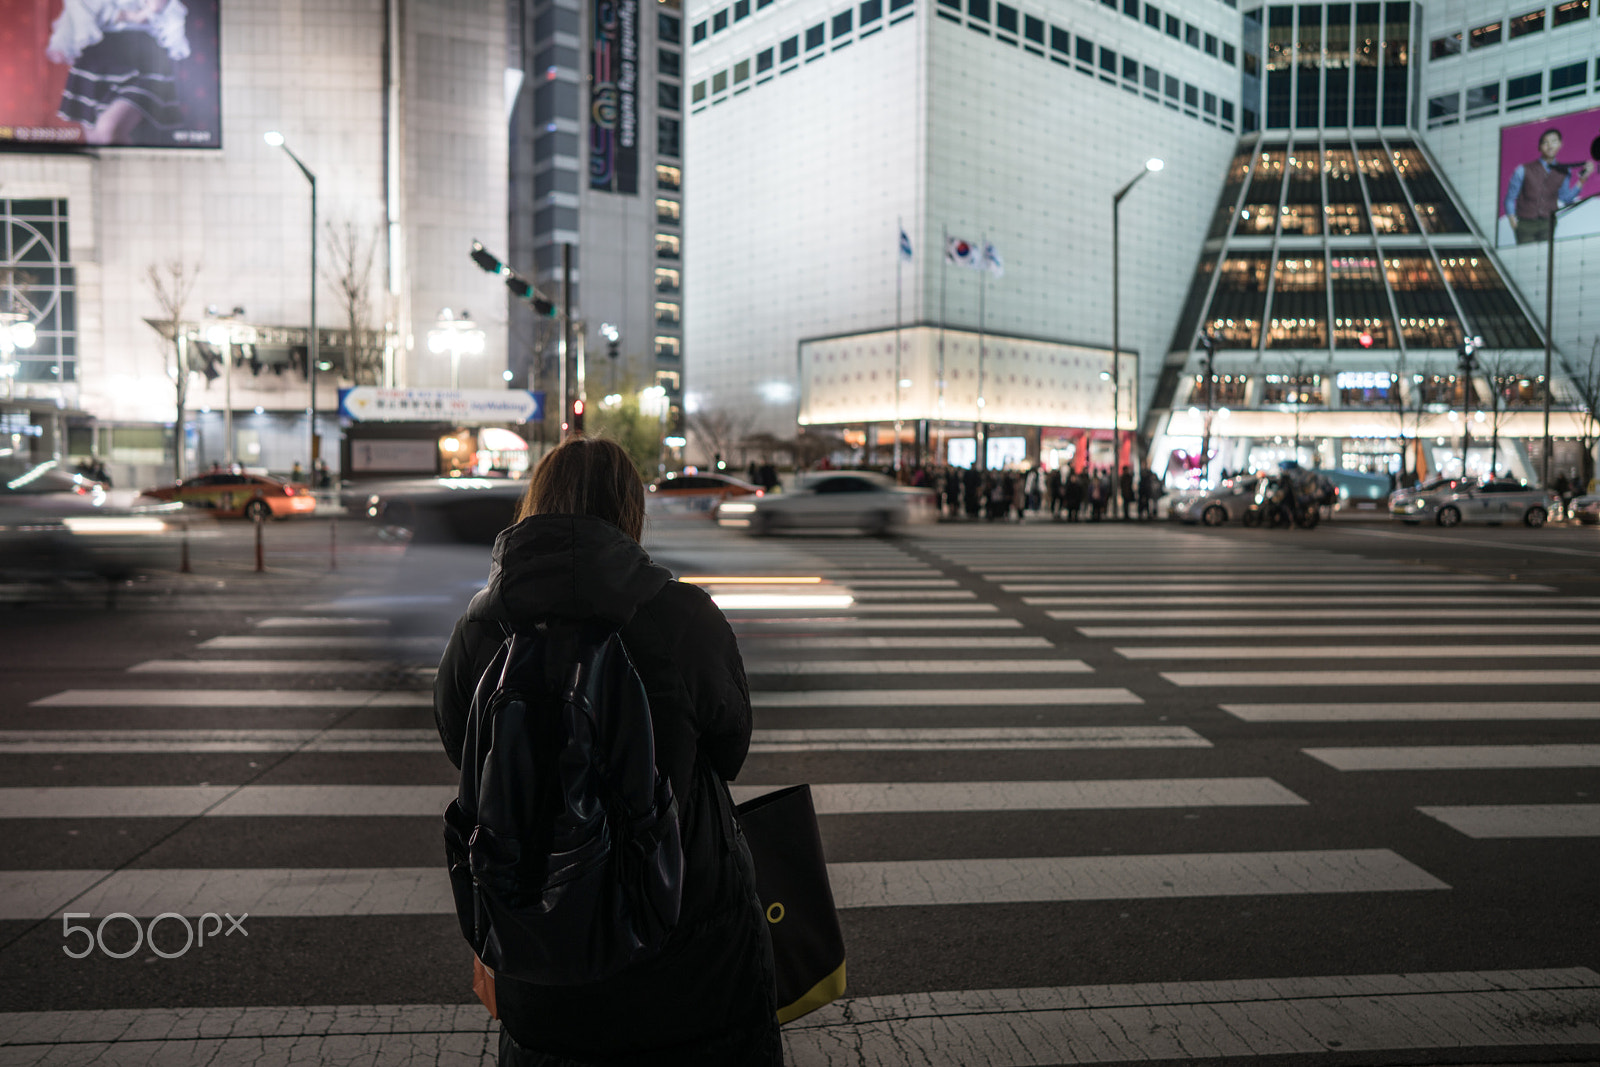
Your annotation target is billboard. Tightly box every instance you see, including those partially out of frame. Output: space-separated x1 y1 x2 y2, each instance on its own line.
589 0 639 194
1496 104 1600 248
0 0 222 150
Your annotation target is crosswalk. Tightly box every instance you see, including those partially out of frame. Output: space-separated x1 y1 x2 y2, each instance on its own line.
2 522 1597 1064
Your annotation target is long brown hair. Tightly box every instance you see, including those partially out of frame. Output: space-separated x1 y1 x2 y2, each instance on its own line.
514 435 646 541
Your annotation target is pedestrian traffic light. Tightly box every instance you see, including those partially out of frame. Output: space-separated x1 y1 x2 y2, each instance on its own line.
572 398 585 431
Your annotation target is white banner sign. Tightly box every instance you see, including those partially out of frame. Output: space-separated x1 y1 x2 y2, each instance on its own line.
338 388 543 424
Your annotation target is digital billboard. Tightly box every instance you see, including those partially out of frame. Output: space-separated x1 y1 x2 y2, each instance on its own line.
0 0 222 150
589 0 639 194
1496 104 1600 248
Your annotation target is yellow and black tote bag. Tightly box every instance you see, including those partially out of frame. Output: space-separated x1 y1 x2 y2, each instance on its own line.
736 784 847 1023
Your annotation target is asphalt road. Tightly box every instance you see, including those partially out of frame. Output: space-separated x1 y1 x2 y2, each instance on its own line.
0 513 1597 1065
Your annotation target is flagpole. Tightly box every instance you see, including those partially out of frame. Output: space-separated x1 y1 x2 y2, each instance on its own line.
938 223 948 460
976 233 987 472
894 217 903 475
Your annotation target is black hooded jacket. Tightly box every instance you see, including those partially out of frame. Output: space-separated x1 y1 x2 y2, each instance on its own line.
434 514 781 1065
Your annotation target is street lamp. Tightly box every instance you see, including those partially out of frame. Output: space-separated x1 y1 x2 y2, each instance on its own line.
427 308 486 389
1541 192 1596 487
263 131 319 471
1112 157 1163 510
0 314 35 401
640 384 669 475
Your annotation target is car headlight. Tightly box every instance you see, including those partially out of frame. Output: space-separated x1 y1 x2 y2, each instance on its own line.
719 502 758 514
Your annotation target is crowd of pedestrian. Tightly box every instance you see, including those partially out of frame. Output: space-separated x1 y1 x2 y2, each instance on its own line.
886 464 1166 522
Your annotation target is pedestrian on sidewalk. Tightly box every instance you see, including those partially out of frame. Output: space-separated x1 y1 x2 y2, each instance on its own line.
433 435 782 1067
1118 466 1135 521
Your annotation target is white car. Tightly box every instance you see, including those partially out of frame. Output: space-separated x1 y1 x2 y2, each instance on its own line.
1169 476 1261 526
716 471 937 535
1391 479 1558 527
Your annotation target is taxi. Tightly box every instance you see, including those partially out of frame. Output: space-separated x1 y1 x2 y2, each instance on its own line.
142 471 317 521
647 471 764 517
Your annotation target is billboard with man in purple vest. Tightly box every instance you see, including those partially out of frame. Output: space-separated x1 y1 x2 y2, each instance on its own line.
1497 105 1600 248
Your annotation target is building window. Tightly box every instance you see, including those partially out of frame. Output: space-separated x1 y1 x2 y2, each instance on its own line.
1324 202 1368 234
692 20 707 41
1166 13 1180 36
1164 73 1180 99
658 81 680 110
757 47 774 72
660 12 682 39
833 9 853 35
1223 41 1236 63
712 70 728 92
1426 91 1459 125
1221 99 1234 122
781 35 799 60
691 80 706 103
1429 31 1461 57
655 233 681 258
1468 19 1501 46
1144 65 1161 91
968 0 989 18
655 302 681 324
712 8 728 31
655 267 680 292
734 58 750 82
1122 0 1138 16
1506 71 1542 108
659 48 681 76
997 2 1018 31
656 164 681 190
1185 21 1200 46
1051 25 1070 52
1263 374 1324 404
1145 3 1161 27
862 0 883 21
1204 32 1218 55
1078 36 1095 63
1553 0 1590 25
656 198 681 223
806 22 825 47
1025 14 1044 42
655 335 681 359
658 117 680 158
1203 90 1218 113
1509 8 1545 36
1184 81 1199 107
1465 81 1500 115
1100 46 1117 74
1551 59 1587 97
734 0 749 18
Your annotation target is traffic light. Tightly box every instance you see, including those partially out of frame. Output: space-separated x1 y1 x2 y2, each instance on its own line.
469 240 556 317
1358 330 1374 348
571 398 585 432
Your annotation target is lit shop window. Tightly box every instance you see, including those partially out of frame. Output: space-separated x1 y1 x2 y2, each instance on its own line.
654 302 681 324
1368 202 1416 234
1509 8 1545 36
655 232 681 258
655 198 681 223
1552 0 1589 25
1262 373 1323 405
1206 317 1262 348
656 164 681 190
1336 370 1396 407
1468 20 1501 47
1279 204 1321 235
1267 317 1327 348
1195 373 1251 404
654 267 681 292
1334 316 1396 350
655 335 682 359
1236 204 1277 234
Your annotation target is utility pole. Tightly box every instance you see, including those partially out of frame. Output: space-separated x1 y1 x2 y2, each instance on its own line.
1197 332 1217 486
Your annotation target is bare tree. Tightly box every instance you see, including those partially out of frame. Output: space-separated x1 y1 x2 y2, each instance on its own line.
1385 354 1433 484
1558 336 1600 491
324 221 382 384
686 407 756 467
145 261 200 479
1478 350 1537 478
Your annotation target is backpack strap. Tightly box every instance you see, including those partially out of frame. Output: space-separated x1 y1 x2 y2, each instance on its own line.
704 753 739 855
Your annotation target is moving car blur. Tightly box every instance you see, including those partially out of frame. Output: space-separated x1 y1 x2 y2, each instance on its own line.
142 470 317 521
1168 475 1260 525
715 471 937 534
1390 478 1559 527
1 459 183 581
1573 492 1600 525
646 471 763 518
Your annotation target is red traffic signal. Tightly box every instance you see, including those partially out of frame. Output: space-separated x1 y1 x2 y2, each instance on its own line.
571 398 585 431
1358 331 1374 348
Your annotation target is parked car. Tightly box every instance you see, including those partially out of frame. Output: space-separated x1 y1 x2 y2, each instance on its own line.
1391 479 1558 527
142 471 316 520
1322 469 1392 511
1573 493 1599 525
716 471 937 535
647 472 763 517
1169 476 1260 526
2 460 183 580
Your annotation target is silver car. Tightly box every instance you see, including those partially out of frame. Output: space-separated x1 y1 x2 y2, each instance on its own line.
1169 476 1260 526
1391 479 1558 527
716 471 937 535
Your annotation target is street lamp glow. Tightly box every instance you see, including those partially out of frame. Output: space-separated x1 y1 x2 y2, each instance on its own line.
263 131 285 147
1145 157 1165 172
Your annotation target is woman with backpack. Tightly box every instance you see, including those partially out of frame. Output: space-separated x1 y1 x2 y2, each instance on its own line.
434 435 783 1066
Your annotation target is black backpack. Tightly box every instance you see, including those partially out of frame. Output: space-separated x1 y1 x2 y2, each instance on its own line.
444 621 684 985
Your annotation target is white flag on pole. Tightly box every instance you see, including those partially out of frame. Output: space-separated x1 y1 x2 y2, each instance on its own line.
983 241 1004 279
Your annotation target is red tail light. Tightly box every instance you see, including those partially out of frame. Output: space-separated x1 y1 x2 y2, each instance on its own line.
283 486 296 496
756 489 765 497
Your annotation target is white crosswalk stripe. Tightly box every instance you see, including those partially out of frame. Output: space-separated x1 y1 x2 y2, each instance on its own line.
129 660 416 674
1223 702 1600 721
0 778 1305 819
1083 624 1600 638
751 687 1143 707
1028 594 1600 606
30 689 434 708
1304 744 1600 770
1122 644 1600 660
742 635 1052 649
733 616 1024 629
1051 607 1600 620
1168 669 1600 687
743 658 1092 675
0 849 1443 920
1004 581 1537 593
1418 805 1600 838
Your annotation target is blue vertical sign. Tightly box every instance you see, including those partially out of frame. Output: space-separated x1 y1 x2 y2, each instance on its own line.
589 0 639 194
